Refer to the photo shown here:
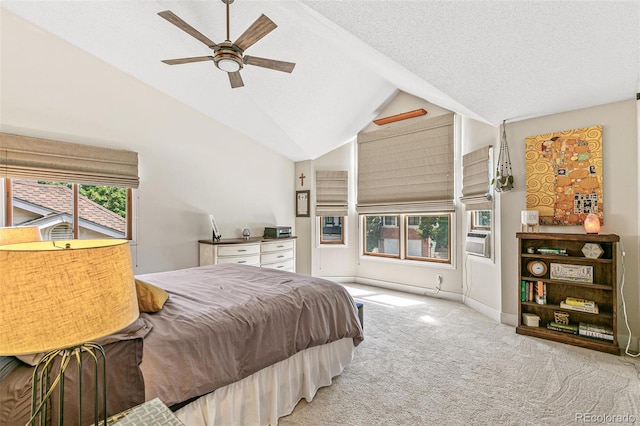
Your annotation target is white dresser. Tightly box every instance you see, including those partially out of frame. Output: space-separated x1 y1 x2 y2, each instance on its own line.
199 237 296 272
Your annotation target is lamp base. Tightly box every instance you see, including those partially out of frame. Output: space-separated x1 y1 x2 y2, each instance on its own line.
29 343 107 426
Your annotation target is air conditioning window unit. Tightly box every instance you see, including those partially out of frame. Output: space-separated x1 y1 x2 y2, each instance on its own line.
465 232 490 258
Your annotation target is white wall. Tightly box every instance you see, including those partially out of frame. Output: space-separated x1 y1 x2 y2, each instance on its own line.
460 117 502 321
1 11 295 274
309 92 464 297
499 100 639 347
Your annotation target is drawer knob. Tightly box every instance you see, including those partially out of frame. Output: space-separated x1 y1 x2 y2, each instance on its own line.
277 265 284 268
238 249 247 252
238 260 246 264
277 255 284 258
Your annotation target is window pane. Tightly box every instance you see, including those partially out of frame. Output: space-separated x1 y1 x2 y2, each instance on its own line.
472 210 491 230
320 216 344 244
364 215 399 257
78 185 127 239
406 214 451 262
11 180 73 240
8 179 129 240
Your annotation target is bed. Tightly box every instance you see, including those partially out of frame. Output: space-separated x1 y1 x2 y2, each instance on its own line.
0 263 363 425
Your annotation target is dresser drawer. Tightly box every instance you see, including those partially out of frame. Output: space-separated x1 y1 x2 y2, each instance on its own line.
261 258 294 271
217 244 260 257
261 250 293 264
261 240 294 253
217 255 260 266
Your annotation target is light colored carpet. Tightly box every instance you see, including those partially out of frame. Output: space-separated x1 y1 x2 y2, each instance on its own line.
279 284 640 426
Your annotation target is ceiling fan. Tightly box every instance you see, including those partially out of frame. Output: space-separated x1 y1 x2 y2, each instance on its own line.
158 0 295 88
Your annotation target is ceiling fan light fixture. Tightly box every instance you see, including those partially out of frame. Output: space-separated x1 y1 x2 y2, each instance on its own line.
216 56 242 72
213 43 243 73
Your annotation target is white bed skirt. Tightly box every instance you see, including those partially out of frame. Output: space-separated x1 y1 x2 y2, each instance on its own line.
174 338 356 426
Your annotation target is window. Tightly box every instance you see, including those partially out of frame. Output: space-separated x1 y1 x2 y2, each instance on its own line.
471 210 491 231
363 215 400 257
405 214 451 263
362 213 452 264
1 132 138 240
5 179 132 240
320 216 345 244
383 216 398 227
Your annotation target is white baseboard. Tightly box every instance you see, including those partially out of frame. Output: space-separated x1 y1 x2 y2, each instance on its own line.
618 333 640 354
462 296 501 323
501 312 518 327
320 275 462 303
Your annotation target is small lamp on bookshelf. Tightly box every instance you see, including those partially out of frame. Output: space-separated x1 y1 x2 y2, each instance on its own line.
520 210 539 233
583 213 601 234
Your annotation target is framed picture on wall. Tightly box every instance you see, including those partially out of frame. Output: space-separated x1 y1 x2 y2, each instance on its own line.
296 190 310 217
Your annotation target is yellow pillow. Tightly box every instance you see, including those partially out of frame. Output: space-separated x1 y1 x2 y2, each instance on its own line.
135 279 169 313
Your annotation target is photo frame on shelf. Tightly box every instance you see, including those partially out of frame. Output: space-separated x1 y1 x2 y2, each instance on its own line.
550 263 593 283
296 190 310 217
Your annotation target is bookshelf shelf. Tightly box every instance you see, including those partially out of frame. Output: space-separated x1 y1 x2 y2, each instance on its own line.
516 232 620 355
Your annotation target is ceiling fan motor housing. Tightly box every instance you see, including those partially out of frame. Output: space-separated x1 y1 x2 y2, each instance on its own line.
214 42 244 72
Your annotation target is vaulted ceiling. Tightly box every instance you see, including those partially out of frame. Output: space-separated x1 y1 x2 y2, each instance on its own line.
2 1 638 161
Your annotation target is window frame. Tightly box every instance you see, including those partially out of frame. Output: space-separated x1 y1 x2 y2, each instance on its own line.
470 210 492 231
4 178 134 240
404 213 452 264
361 214 401 259
361 212 453 265
319 215 346 245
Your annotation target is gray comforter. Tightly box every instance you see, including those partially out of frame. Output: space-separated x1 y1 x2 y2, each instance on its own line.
136 264 363 407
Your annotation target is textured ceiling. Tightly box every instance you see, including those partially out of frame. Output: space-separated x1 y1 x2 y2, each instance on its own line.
2 1 639 161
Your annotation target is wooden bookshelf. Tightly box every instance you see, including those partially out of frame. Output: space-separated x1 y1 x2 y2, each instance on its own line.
516 232 620 355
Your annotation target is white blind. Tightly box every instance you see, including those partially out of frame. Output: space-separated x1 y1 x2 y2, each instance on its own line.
316 171 348 216
460 145 492 211
0 133 139 188
357 113 454 213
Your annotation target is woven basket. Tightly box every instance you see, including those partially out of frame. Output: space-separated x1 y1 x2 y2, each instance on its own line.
554 311 570 325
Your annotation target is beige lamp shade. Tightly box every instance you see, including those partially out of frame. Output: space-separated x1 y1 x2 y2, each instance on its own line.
0 226 41 245
0 239 139 355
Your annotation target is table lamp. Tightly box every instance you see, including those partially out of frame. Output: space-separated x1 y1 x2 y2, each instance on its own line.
0 239 139 426
584 213 601 234
0 226 41 245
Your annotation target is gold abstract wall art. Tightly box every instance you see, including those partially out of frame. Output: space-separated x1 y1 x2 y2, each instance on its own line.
525 125 603 226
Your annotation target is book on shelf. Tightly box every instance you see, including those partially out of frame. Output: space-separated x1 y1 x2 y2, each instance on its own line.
521 281 546 303
534 281 546 305
565 297 596 308
560 301 599 314
578 328 614 341
547 321 578 334
537 247 568 255
579 322 613 335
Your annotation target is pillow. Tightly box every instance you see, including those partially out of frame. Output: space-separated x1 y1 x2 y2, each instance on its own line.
135 279 169 313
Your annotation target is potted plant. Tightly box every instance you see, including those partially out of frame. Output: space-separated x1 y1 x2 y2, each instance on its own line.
492 120 514 192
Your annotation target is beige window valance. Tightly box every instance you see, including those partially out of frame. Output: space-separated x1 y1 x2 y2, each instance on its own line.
460 145 493 211
316 171 348 217
0 133 139 188
356 113 454 214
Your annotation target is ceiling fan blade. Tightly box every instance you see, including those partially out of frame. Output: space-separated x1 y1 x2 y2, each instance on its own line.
244 56 295 73
161 56 214 65
228 71 244 88
158 10 217 48
233 14 277 51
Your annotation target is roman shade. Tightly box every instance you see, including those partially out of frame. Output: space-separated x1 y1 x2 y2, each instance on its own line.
460 145 493 210
316 171 348 216
0 133 139 188
357 113 454 214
